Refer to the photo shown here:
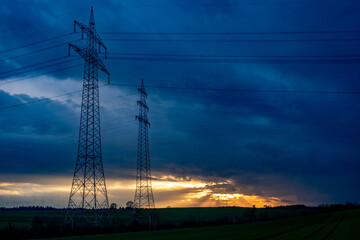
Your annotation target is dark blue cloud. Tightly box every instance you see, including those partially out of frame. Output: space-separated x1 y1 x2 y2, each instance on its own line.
0 0 360 206
0 90 78 173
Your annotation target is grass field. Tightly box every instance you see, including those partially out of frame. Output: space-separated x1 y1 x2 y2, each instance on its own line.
0 210 66 228
47 209 360 240
0 207 313 229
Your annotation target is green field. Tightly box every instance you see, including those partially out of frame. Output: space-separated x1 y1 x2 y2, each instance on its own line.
48 209 360 240
0 207 357 239
0 210 66 228
0 207 313 229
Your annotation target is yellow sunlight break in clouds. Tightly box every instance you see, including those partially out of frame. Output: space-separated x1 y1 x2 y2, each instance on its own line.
0 175 288 208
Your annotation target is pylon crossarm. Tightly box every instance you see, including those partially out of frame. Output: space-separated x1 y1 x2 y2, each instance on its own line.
74 20 107 55
96 57 110 80
69 43 110 82
68 43 86 57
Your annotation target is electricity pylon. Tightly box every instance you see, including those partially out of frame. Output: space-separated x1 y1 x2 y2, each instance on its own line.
134 79 155 209
65 7 110 227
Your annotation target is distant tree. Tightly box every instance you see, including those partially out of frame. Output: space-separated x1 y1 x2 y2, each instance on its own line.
110 203 117 209
167 206 171 208
126 201 134 209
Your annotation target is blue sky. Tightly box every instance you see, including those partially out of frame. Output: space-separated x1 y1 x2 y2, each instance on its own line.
0 0 359 208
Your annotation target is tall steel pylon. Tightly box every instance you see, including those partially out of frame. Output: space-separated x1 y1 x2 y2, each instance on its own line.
65 7 110 226
134 79 155 209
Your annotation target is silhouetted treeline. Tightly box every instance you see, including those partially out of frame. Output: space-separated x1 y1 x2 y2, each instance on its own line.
318 202 359 213
273 204 309 209
263 203 359 211
0 206 62 211
0 206 131 211
0 203 359 239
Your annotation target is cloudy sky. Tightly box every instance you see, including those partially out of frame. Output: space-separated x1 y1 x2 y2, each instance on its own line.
0 0 360 208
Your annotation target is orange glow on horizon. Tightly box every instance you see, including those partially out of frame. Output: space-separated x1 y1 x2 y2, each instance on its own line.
0 175 289 208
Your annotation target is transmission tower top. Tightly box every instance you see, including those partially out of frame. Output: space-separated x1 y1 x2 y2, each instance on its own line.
139 78 147 97
89 6 95 26
69 6 110 83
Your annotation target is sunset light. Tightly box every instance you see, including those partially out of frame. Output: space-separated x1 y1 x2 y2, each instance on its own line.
0 175 286 208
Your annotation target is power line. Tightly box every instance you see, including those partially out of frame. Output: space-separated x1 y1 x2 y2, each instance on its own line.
95 0 358 8
2 121 138 154
150 109 359 123
0 39 82 63
0 40 80 63
0 57 77 79
0 62 82 86
2 92 136 125
0 82 108 110
2 84 357 132
0 33 73 55
111 83 360 94
151 122 360 140
101 30 360 35
2 90 358 123
0 62 357 114
0 89 83 111
108 56 360 64
2 80 359 112
104 38 360 43
1 106 357 147
109 52 360 59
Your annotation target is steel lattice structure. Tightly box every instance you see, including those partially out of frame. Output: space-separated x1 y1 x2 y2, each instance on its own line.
134 79 155 209
65 7 110 226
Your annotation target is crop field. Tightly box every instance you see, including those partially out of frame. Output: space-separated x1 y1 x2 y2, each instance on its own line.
0 207 314 229
48 209 360 240
0 210 66 228
1 207 357 239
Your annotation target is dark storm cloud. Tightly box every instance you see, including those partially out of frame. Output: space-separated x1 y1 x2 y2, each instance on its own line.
0 91 75 135
0 90 79 174
0 0 360 206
